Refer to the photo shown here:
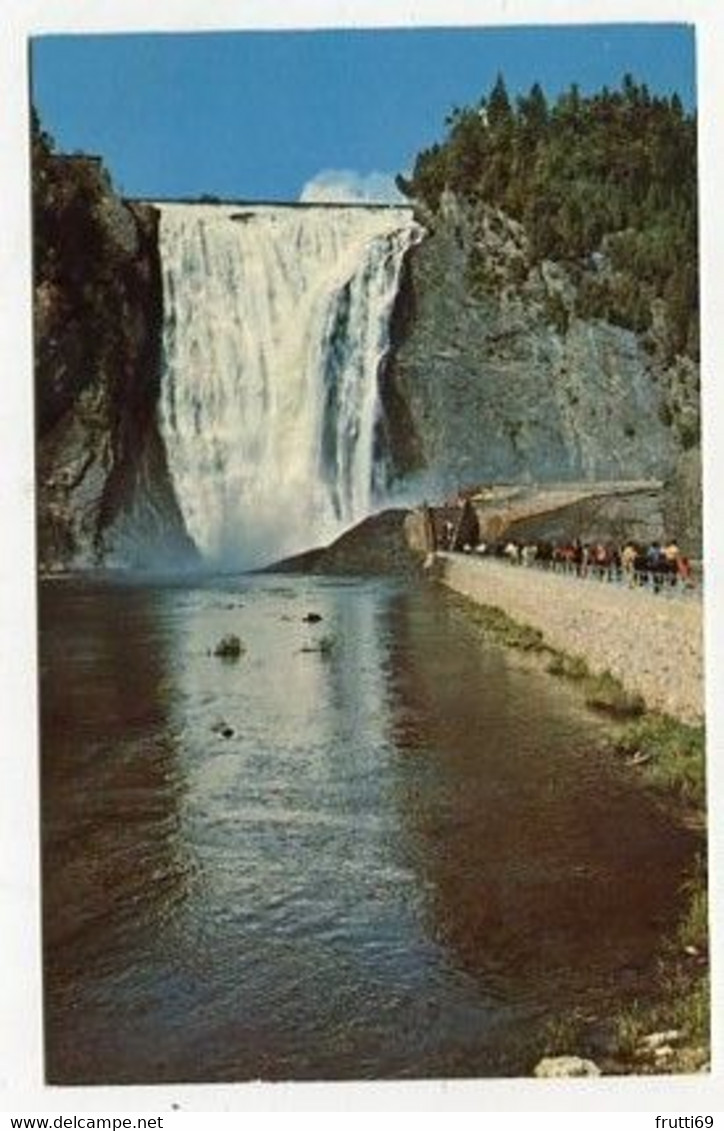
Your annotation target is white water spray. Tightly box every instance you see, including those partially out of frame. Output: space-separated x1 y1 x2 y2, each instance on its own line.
156 202 419 568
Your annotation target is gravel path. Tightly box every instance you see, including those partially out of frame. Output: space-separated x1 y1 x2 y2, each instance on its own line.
437 553 704 723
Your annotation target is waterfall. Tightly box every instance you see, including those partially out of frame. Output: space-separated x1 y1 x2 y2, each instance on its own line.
156 202 420 568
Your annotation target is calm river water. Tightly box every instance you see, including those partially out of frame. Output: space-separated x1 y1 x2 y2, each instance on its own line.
40 574 695 1083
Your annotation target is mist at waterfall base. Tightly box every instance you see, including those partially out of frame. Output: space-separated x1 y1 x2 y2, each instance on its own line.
157 202 421 572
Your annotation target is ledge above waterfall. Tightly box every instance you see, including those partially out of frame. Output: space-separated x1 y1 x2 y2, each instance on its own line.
132 196 415 213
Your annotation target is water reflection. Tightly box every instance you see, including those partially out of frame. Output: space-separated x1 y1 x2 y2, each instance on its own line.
383 589 699 1005
40 582 195 1081
40 576 702 1083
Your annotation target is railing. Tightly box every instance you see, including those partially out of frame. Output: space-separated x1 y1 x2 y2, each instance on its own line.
442 548 702 599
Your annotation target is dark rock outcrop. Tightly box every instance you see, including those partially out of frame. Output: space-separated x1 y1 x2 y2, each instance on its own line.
34 142 196 570
268 509 421 576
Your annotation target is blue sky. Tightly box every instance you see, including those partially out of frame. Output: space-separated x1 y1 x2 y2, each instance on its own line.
31 24 696 202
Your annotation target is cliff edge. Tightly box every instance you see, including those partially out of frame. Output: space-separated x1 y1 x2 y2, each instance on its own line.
33 116 196 570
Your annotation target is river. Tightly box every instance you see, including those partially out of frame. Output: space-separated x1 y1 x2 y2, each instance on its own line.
40 574 696 1082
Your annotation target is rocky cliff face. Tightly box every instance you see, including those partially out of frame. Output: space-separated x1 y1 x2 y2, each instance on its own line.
381 193 700 510
34 152 196 570
662 448 703 557
34 151 701 570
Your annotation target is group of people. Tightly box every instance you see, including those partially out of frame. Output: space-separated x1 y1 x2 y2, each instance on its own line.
476 537 695 591
425 501 696 593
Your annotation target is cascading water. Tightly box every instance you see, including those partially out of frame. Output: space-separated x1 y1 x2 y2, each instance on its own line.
156 202 420 568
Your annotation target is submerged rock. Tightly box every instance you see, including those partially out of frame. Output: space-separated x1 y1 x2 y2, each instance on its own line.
213 634 245 659
300 634 335 655
211 720 235 739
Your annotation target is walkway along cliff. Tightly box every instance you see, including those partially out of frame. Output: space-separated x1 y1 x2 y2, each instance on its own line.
428 551 703 724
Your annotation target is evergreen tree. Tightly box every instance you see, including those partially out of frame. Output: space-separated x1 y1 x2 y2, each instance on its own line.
487 73 513 131
400 73 698 360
